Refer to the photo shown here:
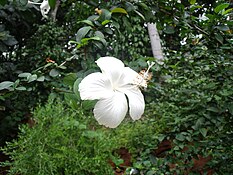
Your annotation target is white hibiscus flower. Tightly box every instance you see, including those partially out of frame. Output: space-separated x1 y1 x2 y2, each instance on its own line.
78 56 153 128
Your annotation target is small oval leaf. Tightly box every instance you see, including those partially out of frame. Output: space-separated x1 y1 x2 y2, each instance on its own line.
49 69 59 77
0 81 14 90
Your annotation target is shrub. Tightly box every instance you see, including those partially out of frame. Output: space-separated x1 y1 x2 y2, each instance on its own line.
1 99 118 175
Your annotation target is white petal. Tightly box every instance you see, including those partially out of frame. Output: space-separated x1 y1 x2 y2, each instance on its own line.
96 57 124 86
93 91 128 128
78 72 113 100
120 87 145 120
118 67 139 87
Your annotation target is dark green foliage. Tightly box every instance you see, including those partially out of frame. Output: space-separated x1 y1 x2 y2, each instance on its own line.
0 0 232 174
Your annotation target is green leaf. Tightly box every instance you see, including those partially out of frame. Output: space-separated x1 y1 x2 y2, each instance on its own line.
110 155 124 167
28 74 38 82
73 78 82 98
157 134 165 142
15 86 27 91
222 8 233 15
37 76 45 82
78 20 94 27
18 72 31 78
101 20 111 26
64 93 79 109
164 25 175 34
111 7 128 14
99 9 111 22
193 117 205 130
76 26 92 43
215 33 223 44
63 73 77 87
82 100 97 110
189 0 196 5
216 25 230 31
0 81 14 90
48 0 56 9
104 28 113 35
200 128 207 137
94 31 104 38
49 69 59 77
3 36 18 46
207 107 219 113
214 3 229 13
146 170 156 175
135 10 145 20
176 133 185 141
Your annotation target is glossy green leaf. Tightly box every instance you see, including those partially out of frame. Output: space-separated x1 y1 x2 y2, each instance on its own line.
101 20 111 26
78 20 94 27
216 25 230 31
15 86 27 91
222 8 233 15
73 78 82 98
111 7 127 14
94 31 104 38
82 100 97 110
176 133 185 141
215 33 223 44
104 28 113 35
49 69 59 77
48 0 56 9
37 76 45 82
0 81 14 90
64 93 79 109
63 73 77 87
18 72 31 78
135 10 145 20
200 128 207 137
189 0 196 5
214 3 229 13
98 9 111 22
76 26 92 43
28 74 38 82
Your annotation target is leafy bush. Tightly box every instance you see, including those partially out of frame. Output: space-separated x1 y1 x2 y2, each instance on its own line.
1 96 170 175
1 99 118 175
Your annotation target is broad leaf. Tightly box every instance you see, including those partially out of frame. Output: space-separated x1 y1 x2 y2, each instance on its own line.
76 26 92 43
49 69 59 77
111 7 127 14
214 3 229 13
0 81 14 90
48 0 56 9
37 76 45 82
189 0 196 5
78 20 94 27
18 72 31 78
73 78 82 98
63 73 77 87
216 25 230 31
200 128 207 137
28 74 38 82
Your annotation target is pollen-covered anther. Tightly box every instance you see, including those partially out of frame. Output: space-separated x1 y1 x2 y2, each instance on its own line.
133 61 155 89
